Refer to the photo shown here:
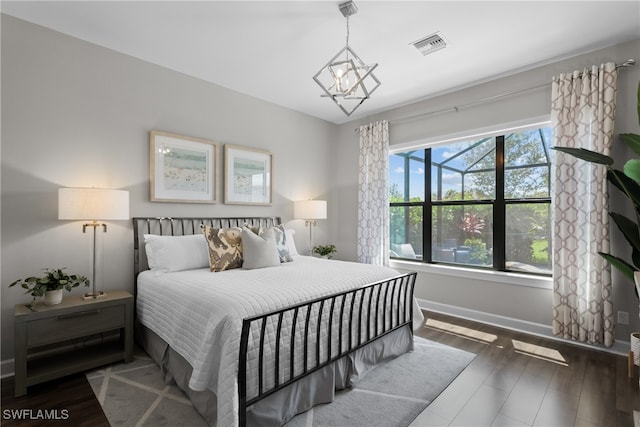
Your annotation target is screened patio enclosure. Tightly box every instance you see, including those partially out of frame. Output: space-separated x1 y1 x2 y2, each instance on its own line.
389 127 552 275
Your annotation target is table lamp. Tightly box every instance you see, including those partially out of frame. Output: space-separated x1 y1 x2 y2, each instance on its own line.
294 200 327 254
58 188 129 299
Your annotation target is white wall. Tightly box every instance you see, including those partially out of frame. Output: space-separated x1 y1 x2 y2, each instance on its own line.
0 15 336 367
334 39 640 346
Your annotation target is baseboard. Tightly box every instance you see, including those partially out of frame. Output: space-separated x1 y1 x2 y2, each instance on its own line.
417 298 630 357
1 358 14 379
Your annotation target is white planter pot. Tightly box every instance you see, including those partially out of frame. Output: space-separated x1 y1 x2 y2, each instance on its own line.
44 289 63 306
632 332 640 367
634 272 640 366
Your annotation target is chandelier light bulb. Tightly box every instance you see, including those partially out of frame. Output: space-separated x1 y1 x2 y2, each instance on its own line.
335 69 344 92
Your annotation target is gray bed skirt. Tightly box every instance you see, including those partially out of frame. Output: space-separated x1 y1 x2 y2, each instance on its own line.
135 322 414 427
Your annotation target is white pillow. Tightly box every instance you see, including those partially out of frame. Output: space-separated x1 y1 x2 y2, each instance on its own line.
284 228 299 256
241 226 281 270
144 234 209 272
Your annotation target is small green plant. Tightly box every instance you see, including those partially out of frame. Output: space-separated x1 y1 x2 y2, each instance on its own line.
312 244 337 259
463 238 488 263
9 268 90 301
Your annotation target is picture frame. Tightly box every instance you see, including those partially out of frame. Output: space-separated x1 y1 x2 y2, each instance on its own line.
150 130 217 203
224 144 272 205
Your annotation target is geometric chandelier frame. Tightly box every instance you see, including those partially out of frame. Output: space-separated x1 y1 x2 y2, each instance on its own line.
313 1 381 116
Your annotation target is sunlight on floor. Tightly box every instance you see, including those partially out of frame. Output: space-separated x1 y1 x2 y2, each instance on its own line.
424 318 499 345
511 339 568 366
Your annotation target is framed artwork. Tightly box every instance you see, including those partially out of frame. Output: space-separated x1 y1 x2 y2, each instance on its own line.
150 130 217 203
224 144 272 205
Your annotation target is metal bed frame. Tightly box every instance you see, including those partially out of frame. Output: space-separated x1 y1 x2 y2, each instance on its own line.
132 217 416 427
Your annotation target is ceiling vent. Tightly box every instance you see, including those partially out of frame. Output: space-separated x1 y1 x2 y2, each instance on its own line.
412 33 447 56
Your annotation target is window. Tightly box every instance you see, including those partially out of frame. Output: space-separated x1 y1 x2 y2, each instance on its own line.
389 126 552 276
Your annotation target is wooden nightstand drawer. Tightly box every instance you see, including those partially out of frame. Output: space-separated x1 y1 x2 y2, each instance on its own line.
14 290 134 397
26 305 125 347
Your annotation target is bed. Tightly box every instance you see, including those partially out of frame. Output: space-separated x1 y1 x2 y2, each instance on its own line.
132 217 420 427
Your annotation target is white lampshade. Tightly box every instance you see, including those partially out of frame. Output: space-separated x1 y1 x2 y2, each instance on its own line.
58 188 130 221
294 200 327 220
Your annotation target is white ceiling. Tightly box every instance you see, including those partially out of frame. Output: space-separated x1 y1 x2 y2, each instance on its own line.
3 1 639 124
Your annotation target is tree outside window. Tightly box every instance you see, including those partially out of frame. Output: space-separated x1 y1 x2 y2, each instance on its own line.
389 127 552 276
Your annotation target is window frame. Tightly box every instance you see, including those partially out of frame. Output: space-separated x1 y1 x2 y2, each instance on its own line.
389 121 552 277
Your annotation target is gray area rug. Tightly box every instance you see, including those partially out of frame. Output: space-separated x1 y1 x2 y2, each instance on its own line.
86 337 474 427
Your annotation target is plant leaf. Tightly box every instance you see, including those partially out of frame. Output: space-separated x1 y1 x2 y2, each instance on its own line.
552 147 614 165
610 212 640 252
621 133 640 155
637 80 640 126
633 247 640 271
624 159 640 182
608 169 640 211
598 252 635 282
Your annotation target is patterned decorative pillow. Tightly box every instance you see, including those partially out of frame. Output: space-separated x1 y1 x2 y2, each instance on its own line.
201 225 243 272
284 228 299 256
271 224 294 263
249 224 294 263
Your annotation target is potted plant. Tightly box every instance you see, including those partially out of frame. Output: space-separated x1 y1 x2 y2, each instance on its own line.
312 244 337 259
9 268 90 306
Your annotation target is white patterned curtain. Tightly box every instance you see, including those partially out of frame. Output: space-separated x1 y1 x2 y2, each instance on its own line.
551 62 618 347
358 120 390 265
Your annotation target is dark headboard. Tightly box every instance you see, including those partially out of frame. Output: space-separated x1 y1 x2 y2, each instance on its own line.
132 217 282 296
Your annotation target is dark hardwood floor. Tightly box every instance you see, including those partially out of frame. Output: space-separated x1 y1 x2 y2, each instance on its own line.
1 373 108 426
412 311 639 426
1 311 637 426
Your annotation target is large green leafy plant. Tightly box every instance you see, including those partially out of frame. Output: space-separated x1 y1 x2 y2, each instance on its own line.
553 81 640 287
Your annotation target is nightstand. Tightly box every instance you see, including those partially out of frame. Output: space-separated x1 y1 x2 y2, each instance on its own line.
14 290 133 397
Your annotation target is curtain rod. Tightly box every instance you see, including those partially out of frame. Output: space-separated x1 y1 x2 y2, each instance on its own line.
356 58 636 130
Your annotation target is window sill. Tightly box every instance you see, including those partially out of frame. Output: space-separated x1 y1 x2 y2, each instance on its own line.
389 259 553 290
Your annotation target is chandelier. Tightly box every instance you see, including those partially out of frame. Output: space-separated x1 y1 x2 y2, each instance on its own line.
313 1 380 116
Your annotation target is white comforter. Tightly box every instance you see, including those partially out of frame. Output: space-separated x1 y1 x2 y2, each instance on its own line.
137 255 422 427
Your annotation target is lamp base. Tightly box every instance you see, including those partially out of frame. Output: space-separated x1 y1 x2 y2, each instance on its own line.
83 291 107 300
